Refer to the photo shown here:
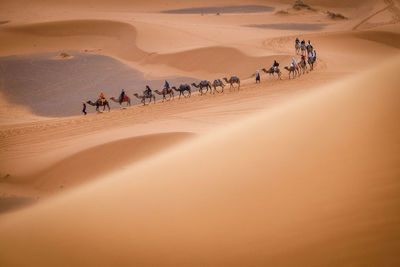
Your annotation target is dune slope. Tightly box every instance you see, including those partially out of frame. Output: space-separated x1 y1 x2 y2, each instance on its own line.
0 56 399 266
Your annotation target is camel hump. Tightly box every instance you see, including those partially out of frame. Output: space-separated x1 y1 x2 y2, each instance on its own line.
181 84 190 89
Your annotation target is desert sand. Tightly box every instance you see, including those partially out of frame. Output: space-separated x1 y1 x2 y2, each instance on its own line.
0 0 399 266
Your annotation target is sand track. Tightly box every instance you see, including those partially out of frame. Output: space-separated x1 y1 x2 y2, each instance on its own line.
353 0 399 30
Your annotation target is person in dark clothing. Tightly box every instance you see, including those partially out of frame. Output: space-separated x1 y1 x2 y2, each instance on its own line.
119 89 126 102
255 70 260 83
82 101 87 115
273 60 279 71
144 85 152 96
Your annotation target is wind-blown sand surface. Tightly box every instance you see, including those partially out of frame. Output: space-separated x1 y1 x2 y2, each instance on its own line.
0 0 399 265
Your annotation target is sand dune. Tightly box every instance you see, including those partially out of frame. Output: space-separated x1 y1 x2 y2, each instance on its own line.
0 20 145 61
0 55 399 266
0 132 194 213
146 47 291 79
31 132 194 192
0 0 399 265
1 17 398 118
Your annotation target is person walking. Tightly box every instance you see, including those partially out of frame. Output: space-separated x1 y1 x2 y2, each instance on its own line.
255 70 260 83
82 101 87 115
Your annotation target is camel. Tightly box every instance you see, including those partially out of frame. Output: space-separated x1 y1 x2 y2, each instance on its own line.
223 76 240 91
295 43 301 55
308 56 316 71
87 99 110 112
191 80 212 95
154 88 174 102
109 96 131 108
284 66 299 79
172 84 191 98
298 60 308 74
262 67 282 79
212 79 225 93
133 93 156 105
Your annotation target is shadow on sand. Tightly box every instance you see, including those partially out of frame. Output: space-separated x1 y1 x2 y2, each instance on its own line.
246 23 327 31
162 5 274 14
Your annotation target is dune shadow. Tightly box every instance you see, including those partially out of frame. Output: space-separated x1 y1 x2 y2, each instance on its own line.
0 196 36 214
161 5 274 14
353 31 400 49
0 53 198 117
245 23 327 31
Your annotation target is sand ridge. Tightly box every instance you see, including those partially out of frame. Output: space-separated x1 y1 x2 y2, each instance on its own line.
0 56 399 266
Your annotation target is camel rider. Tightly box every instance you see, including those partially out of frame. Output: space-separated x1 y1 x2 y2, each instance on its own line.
295 37 300 45
273 60 279 71
301 40 306 48
308 50 314 60
308 40 312 46
144 85 152 96
120 89 126 102
291 57 297 69
301 54 306 63
99 92 106 103
164 80 171 92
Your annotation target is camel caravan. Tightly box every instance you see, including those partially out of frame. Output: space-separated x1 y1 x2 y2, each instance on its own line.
84 38 317 114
